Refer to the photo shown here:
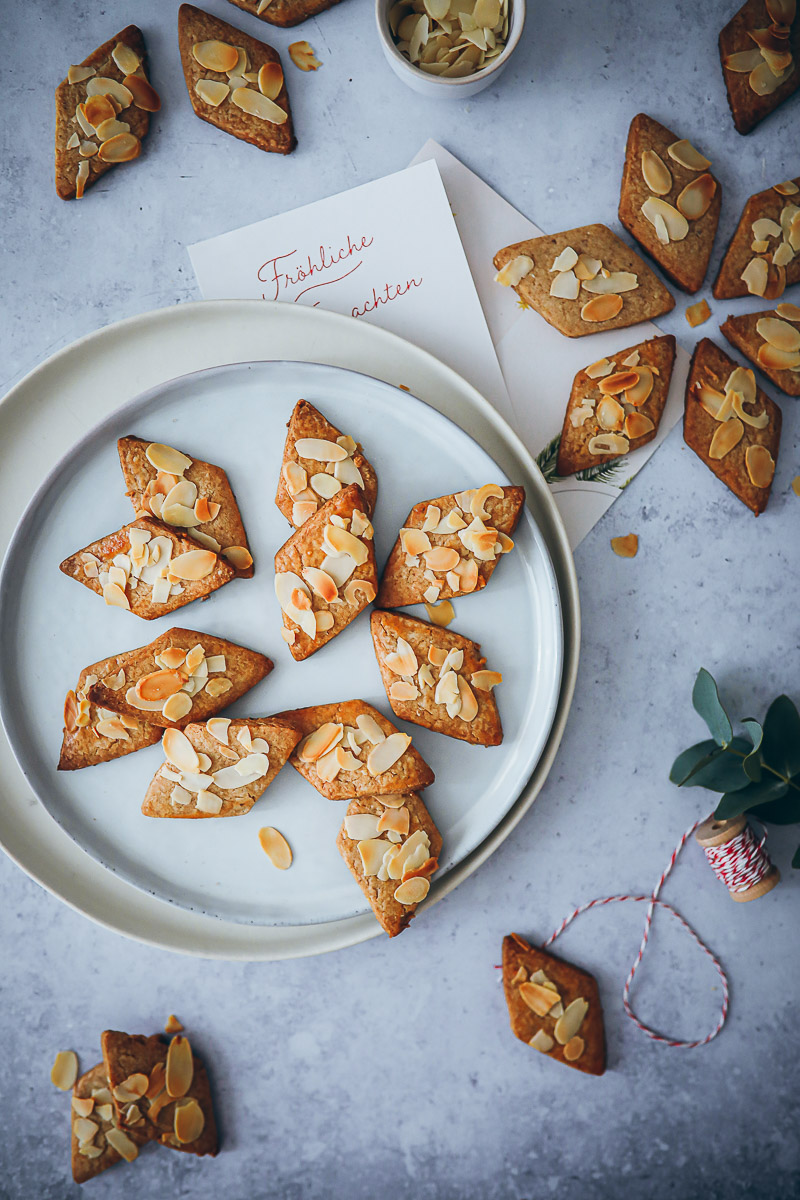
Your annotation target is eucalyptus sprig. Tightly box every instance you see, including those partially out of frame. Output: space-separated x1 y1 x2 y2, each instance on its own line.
669 668 800 868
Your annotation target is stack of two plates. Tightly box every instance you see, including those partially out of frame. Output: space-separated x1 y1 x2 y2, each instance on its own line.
0 301 578 959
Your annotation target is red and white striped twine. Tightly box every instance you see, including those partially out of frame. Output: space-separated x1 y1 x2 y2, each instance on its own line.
536 816 774 1049
702 819 770 893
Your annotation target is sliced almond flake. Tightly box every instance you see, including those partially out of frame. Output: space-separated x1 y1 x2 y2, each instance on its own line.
667 139 711 171
641 149 672 195
112 42 141 74
106 1127 139 1162
231 87 287 123
641 196 688 242
494 255 533 287
394 876 430 905
588 432 629 456
195 78 230 107
549 269 580 299
51 1050 78 1090
529 1029 555 1053
355 713 385 744
192 39 240 72
549 245 579 273
366 731 411 776
68 64 97 84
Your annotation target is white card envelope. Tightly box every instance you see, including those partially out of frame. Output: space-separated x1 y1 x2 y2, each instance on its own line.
189 158 517 429
411 141 691 548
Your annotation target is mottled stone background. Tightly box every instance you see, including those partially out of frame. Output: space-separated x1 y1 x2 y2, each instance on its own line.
1 0 798 1196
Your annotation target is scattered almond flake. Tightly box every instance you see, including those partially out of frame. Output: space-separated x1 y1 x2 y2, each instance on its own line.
259 826 293 869
424 598 455 626
554 997 589 1045
51 1050 78 1091
165 1035 193 1099
686 298 711 328
494 255 533 286
66 131 81 151
288 39 322 70
194 789 221 815
344 813 382 840
641 196 688 243
73 1116 99 1145
584 358 613 379
355 713 385 745
394 876 430 905
745 444 776 488
709 416 744 460
366 731 411 776
611 533 639 558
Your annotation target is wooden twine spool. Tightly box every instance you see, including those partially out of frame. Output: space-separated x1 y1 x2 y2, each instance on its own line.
695 814 780 903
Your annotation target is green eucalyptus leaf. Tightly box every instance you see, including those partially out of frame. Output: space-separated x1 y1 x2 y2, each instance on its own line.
714 777 788 821
740 718 763 782
692 669 733 747
761 696 800 779
792 844 800 870
669 739 719 785
747 791 800 824
677 737 752 792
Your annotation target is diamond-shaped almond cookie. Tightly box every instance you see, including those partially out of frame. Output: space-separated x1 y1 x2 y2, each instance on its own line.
618 114 720 294
274 483 378 661
275 399 378 529
493 223 674 337
118 435 253 578
178 4 295 155
712 177 800 300
59 653 161 771
59 517 235 619
376 484 523 609
87 627 273 728
274 699 435 800
719 0 800 136
71 1062 147 1184
684 338 782 515
721 305 800 395
101 1030 218 1157
336 792 442 937
55 25 160 201
556 334 676 477
225 0 343 27
371 610 502 746
142 717 300 818
502 933 606 1076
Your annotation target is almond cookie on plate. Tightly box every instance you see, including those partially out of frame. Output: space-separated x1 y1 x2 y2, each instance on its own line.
336 792 441 937
721 303 800 394
275 399 378 529
371 610 502 746
712 177 800 300
502 933 606 1075
719 0 800 135
275 699 435 799
101 1031 218 1157
87 628 272 728
59 518 235 618
142 718 300 818
493 223 674 337
55 25 160 201
377 484 523 608
118 436 253 577
59 654 161 771
226 0 343 27
274 483 378 660
684 338 782 515
618 114 720 294
556 334 676 477
178 4 295 155
71 1062 145 1183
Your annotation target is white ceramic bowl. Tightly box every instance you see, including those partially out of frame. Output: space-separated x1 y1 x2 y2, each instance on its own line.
375 0 526 99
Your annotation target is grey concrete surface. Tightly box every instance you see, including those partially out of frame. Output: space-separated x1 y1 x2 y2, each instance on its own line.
1 0 798 1197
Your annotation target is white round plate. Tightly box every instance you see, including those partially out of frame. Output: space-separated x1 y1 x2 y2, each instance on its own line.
0 360 561 925
0 301 579 957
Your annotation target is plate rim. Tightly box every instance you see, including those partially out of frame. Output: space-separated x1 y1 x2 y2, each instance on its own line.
0 299 580 959
0 357 564 925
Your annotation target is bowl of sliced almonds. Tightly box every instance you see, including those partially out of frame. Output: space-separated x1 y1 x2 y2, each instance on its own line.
376 0 525 98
